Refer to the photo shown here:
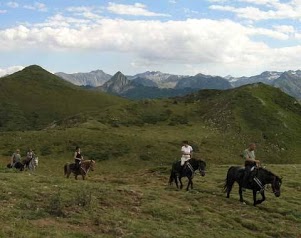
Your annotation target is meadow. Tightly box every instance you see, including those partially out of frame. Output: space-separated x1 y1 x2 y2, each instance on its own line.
0 157 300 238
0 123 300 238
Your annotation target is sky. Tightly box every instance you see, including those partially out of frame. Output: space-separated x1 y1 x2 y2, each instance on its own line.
1 0 301 77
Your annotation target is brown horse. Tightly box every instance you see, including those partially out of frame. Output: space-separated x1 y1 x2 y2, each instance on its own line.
64 160 95 180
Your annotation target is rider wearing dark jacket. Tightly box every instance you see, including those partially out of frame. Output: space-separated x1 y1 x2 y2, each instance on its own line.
74 146 83 171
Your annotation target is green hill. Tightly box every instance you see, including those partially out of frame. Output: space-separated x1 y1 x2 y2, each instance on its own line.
0 65 126 131
0 66 300 164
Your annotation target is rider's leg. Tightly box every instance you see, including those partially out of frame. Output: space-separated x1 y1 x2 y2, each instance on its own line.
242 166 251 188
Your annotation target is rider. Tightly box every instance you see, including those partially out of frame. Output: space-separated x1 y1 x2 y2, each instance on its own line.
180 140 193 173
25 148 35 168
10 149 21 168
74 146 83 172
242 143 260 188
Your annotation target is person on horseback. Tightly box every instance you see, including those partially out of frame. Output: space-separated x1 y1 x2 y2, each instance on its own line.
25 148 35 168
74 146 83 172
242 143 260 188
180 140 193 174
10 149 21 168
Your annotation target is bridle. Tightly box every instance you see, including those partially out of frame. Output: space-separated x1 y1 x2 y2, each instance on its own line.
198 161 206 176
80 160 94 175
271 176 281 195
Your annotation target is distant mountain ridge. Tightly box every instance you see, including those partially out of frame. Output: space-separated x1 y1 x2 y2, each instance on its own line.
98 72 198 99
175 73 232 90
35 67 301 100
129 71 188 88
99 72 134 94
55 70 112 87
230 70 301 99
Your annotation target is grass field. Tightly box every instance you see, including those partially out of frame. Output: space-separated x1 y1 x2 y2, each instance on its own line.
0 154 300 238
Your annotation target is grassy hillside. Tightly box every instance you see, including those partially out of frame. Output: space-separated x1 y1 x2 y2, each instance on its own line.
0 81 300 164
0 65 126 131
0 156 300 238
175 84 301 163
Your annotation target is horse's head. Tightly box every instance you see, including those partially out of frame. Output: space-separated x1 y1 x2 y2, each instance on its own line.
198 160 206 176
89 160 96 171
34 157 38 166
272 176 282 197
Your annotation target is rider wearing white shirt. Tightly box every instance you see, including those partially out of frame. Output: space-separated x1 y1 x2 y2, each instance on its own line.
181 140 193 166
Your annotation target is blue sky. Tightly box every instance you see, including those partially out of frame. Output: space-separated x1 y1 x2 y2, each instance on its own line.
1 0 301 77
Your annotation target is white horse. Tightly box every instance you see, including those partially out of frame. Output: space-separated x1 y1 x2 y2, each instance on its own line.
28 157 38 171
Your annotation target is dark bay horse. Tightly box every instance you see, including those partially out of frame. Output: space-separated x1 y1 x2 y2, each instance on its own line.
64 160 95 180
169 158 206 191
224 166 282 206
7 162 25 171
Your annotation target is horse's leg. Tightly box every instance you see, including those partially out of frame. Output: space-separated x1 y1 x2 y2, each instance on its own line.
253 190 257 206
225 172 236 198
259 191 266 204
254 190 265 205
174 175 179 189
239 185 244 203
186 177 191 191
179 177 183 189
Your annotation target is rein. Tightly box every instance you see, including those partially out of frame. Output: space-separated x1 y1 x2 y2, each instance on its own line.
187 162 195 174
253 172 280 194
186 161 205 176
271 176 280 194
80 160 93 175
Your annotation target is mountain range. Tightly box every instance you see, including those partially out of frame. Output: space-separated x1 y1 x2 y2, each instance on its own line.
55 70 111 87
55 69 301 100
97 71 230 99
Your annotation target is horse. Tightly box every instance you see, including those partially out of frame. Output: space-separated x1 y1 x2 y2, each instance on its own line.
224 166 282 206
64 160 95 180
27 157 38 171
169 158 206 191
7 161 25 171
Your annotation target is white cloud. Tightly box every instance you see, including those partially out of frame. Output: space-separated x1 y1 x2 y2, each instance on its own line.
107 2 170 17
0 65 24 77
273 25 295 34
210 0 301 21
7 1 19 8
208 0 228 3
1 12 301 76
0 10 7 14
0 18 284 60
24 2 47 12
169 0 177 3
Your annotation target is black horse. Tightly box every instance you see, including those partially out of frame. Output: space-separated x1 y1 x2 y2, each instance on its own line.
7 162 25 171
169 158 206 191
224 166 282 206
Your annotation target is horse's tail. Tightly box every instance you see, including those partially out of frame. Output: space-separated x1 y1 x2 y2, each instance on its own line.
64 163 68 176
169 170 175 185
224 166 236 193
169 163 177 185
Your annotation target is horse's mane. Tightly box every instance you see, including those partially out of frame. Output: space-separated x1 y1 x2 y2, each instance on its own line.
192 158 206 165
81 160 95 166
258 167 279 179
